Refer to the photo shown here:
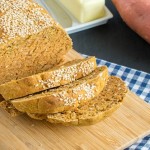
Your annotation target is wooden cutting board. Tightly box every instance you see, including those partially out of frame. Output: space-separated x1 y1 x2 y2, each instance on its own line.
0 50 150 150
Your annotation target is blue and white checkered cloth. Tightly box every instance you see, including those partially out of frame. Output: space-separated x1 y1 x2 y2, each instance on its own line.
82 54 150 150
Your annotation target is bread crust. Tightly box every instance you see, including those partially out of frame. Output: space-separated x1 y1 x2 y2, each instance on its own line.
11 66 109 114
0 57 96 100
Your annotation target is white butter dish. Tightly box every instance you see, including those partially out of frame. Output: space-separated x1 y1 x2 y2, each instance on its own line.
36 0 113 34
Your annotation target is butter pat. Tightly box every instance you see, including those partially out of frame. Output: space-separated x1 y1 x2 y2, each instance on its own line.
59 0 105 23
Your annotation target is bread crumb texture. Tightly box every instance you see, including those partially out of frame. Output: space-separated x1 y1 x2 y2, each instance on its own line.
46 76 128 125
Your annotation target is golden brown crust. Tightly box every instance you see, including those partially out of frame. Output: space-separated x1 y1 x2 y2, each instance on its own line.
0 57 96 100
11 66 109 114
0 0 55 43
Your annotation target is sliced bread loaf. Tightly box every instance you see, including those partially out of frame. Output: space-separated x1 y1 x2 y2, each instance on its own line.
45 76 127 125
0 0 72 84
11 66 109 114
0 57 96 100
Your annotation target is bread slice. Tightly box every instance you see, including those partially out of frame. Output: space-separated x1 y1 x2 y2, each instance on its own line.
45 76 128 125
27 76 127 124
0 57 96 100
0 0 72 85
10 66 108 114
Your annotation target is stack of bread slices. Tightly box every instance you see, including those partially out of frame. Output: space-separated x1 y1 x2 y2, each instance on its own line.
0 56 128 125
0 0 128 126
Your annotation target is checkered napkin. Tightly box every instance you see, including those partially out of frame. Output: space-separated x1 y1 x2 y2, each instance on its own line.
82 54 150 150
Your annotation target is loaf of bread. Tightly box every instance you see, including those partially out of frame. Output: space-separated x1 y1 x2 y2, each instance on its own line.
0 0 72 85
0 1 128 127
28 76 128 125
11 66 108 114
0 57 96 100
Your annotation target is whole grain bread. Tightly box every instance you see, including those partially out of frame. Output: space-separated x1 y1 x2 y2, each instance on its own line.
31 76 127 125
0 57 96 100
11 66 109 114
0 0 72 85
0 75 127 124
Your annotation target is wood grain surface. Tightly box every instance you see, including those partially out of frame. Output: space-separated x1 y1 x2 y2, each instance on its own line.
0 50 150 150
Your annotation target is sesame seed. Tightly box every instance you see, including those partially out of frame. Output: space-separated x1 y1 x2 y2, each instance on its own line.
0 0 54 44
99 73 103 77
36 60 95 89
52 83 96 106
34 84 39 87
